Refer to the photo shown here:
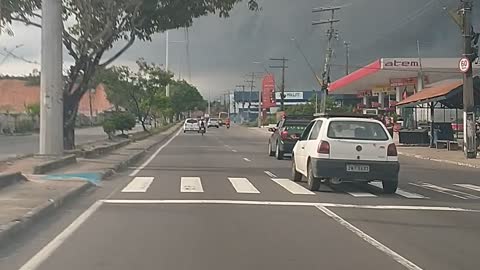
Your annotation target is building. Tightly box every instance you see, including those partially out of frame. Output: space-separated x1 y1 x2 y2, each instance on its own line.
0 79 112 115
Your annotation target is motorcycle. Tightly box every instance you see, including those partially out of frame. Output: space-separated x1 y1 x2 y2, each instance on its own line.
226 123 230 129
199 126 206 136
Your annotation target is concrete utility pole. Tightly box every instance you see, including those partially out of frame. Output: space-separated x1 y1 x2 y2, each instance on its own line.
344 41 350 75
270 58 288 111
40 0 64 156
165 30 170 97
461 0 477 158
313 6 341 114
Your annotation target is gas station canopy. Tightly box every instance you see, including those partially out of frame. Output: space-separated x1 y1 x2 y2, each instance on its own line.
328 58 480 95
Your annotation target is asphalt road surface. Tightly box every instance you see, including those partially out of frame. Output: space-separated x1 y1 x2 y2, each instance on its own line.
0 125 143 160
1 125 480 270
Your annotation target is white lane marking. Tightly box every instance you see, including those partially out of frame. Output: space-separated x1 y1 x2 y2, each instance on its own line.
454 184 480 193
181 177 204 193
19 201 104 270
232 149 238 153
121 177 154 193
129 128 181 176
228 178 260 194
243 158 251 162
224 144 232 148
101 199 480 213
272 178 315 195
410 182 480 200
264 170 277 178
315 205 423 270
347 192 377 198
369 182 427 199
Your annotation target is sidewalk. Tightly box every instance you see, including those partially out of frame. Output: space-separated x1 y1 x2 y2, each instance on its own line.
0 123 181 244
398 147 480 169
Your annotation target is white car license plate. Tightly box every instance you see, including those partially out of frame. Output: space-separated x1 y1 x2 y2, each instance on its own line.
346 164 370 173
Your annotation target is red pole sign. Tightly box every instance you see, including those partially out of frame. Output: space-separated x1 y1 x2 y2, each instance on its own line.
262 74 276 109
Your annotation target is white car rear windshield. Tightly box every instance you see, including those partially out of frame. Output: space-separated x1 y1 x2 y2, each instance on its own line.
327 121 388 141
186 119 198 124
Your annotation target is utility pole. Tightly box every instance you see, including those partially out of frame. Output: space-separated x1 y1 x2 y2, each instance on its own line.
270 58 288 111
344 41 350 75
165 30 170 97
40 0 64 156
313 6 341 114
461 0 477 158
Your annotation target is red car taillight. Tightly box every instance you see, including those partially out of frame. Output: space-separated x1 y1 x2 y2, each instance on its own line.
387 143 398 156
281 131 289 140
317 141 330 154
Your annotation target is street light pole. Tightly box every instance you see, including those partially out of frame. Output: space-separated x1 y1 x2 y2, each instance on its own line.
39 0 64 156
165 30 170 97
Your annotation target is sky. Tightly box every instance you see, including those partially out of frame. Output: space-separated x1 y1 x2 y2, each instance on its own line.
0 0 478 99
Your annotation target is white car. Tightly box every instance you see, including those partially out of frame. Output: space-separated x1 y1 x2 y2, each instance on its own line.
183 118 200 133
291 115 400 193
208 118 220 128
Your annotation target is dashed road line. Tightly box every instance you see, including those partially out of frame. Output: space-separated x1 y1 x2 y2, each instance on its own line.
369 182 427 199
243 158 251 162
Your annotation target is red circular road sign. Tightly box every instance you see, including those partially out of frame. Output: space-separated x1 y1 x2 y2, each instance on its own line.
459 57 471 73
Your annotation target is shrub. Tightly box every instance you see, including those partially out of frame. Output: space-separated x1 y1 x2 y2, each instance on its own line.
102 112 136 138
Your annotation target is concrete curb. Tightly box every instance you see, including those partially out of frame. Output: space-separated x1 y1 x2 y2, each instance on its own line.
82 139 130 159
0 181 91 245
399 152 480 169
0 172 26 190
33 155 77 175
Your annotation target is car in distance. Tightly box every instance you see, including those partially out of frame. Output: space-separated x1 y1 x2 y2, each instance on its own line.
208 118 220 128
183 118 200 133
291 114 400 194
268 117 312 160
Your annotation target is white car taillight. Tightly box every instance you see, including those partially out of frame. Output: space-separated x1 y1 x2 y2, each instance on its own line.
317 141 330 154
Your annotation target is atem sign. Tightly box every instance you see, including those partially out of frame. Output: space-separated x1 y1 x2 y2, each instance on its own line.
384 60 420 68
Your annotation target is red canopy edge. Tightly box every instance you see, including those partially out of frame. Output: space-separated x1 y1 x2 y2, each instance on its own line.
328 60 381 93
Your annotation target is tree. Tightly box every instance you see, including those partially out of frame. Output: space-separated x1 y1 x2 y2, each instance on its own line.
1 0 258 149
170 80 206 117
99 59 172 131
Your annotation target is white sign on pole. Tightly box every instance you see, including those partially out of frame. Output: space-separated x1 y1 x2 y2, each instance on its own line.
459 57 471 73
275 92 304 100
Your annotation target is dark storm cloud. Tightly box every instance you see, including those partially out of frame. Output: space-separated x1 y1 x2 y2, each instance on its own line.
1 0 479 97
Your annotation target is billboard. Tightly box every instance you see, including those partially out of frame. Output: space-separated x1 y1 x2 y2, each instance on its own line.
262 74 276 109
275 91 304 100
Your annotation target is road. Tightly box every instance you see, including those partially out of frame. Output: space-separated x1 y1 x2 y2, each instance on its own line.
1 125 480 270
0 125 144 160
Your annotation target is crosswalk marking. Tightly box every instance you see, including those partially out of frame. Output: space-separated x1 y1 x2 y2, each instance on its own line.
454 184 480 193
228 178 260 194
181 177 204 193
122 177 154 193
369 182 427 199
264 171 277 178
272 178 315 195
411 182 480 200
347 192 377 198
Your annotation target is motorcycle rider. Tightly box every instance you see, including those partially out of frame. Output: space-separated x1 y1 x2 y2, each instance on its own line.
199 117 206 133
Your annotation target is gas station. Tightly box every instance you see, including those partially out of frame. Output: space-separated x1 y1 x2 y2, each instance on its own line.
328 57 480 149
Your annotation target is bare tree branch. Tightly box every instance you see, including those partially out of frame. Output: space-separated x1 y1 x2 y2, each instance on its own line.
11 16 41 28
99 35 136 67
